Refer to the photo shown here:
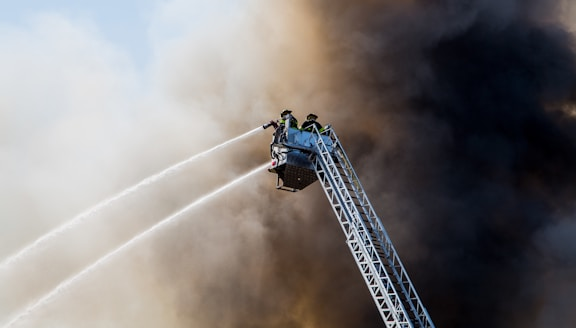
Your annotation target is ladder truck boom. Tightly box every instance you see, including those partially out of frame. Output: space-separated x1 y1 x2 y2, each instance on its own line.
265 117 435 328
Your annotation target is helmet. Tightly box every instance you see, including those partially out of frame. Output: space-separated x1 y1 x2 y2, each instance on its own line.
280 109 292 116
306 113 318 120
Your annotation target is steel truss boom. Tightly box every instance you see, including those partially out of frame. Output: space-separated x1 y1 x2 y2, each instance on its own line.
311 127 435 328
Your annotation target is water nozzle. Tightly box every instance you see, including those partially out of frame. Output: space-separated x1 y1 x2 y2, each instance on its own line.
262 120 277 130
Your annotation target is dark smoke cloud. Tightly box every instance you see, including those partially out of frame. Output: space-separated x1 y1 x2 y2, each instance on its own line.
140 1 576 328
300 0 576 327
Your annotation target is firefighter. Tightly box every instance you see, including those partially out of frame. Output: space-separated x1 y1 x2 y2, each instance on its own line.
279 109 299 129
300 113 323 132
272 109 298 143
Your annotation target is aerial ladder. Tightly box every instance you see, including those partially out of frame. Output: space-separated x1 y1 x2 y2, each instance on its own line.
264 115 435 328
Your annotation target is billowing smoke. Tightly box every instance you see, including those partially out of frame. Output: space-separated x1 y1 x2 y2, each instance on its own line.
296 0 576 327
3 0 576 327
0 1 367 327
148 0 576 327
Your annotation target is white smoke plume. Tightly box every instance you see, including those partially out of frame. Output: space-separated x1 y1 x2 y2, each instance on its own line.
0 1 344 327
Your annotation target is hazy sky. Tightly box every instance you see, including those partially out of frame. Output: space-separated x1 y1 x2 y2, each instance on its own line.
0 1 152 68
0 0 246 69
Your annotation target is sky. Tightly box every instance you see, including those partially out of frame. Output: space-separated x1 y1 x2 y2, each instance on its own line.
0 0 246 68
0 1 153 68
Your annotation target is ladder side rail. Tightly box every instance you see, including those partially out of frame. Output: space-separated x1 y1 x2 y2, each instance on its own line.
314 160 405 328
324 130 369 207
308 127 370 217
321 136 418 327
337 145 434 328
328 132 383 236
337 141 434 328
314 162 352 237
316 128 435 328
313 154 410 328
331 142 379 236
312 131 413 328
330 137 422 320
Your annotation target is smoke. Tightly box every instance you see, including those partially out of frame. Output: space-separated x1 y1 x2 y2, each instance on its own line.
0 4 274 327
4 0 576 327
0 1 355 327
298 0 576 327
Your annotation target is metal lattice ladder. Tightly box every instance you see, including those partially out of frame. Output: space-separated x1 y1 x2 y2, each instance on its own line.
310 128 435 328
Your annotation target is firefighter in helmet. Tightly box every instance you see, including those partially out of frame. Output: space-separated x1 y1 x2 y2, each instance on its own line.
300 113 323 132
270 109 298 143
279 109 299 129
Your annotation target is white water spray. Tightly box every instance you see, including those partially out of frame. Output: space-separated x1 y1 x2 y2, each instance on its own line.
0 126 263 271
2 163 268 328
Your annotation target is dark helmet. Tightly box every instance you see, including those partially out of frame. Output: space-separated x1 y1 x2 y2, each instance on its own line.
280 109 292 116
306 113 318 120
